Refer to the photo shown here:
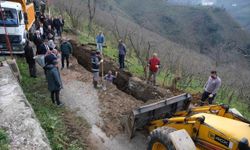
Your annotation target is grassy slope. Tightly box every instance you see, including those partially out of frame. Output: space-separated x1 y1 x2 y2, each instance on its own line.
59 0 250 118
76 23 250 119
17 58 89 150
0 129 9 150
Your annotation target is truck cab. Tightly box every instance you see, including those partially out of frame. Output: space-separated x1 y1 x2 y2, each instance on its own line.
0 0 35 54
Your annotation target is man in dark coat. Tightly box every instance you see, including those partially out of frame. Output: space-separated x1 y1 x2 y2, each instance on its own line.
37 38 50 55
59 15 64 32
44 25 55 41
45 61 63 106
33 30 43 52
24 41 36 78
91 51 103 88
40 0 47 15
53 16 62 37
118 39 126 70
60 38 73 70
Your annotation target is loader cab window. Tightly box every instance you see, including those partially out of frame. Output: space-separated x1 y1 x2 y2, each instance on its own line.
0 8 18 27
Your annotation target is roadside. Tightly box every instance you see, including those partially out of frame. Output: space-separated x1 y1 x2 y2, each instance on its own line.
60 57 147 150
17 58 90 150
0 129 9 150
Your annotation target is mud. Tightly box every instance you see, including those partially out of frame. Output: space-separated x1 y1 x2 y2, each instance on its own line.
98 84 144 137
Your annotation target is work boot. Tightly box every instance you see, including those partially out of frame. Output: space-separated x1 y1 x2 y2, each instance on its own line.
93 81 98 89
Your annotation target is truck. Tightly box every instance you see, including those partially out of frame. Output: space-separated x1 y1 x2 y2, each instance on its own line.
0 0 36 54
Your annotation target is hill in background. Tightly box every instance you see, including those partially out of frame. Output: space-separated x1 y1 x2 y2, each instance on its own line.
111 0 250 56
168 0 250 31
51 0 250 117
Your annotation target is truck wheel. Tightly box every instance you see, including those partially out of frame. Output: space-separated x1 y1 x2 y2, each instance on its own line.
147 127 176 150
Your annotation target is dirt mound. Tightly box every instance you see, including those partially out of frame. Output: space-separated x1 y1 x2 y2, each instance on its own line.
98 84 144 137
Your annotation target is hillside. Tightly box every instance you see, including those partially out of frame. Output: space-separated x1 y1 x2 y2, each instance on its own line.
168 0 250 31
51 0 250 117
111 0 250 55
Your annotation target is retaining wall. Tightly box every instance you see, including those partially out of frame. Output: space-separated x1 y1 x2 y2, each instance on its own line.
0 61 51 150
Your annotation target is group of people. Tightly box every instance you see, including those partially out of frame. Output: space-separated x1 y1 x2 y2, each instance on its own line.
91 32 126 89
93 31 222 105
24 14 72 107
24 22 221 107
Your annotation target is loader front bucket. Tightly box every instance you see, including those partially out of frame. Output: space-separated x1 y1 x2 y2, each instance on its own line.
126 93 192 139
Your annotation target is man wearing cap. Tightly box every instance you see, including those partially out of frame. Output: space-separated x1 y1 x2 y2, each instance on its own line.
91 51 103 88
147 53 160 86
200 71 221 106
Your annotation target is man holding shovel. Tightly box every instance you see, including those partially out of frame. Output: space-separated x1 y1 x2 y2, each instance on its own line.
91 51 103 89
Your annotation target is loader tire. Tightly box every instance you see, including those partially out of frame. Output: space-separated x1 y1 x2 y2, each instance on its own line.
147 127 176 150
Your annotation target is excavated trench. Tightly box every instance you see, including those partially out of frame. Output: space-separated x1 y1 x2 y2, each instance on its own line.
70 40 173 102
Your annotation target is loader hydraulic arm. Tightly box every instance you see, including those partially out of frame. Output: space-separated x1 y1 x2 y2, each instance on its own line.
175 104 250 124
148 115 205 137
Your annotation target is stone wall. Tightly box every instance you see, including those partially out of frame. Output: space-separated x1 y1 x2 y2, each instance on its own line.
0 61 51 150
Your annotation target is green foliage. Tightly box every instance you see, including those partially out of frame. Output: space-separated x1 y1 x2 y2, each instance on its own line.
0 129 9 150
17 59 88 150
77 21 250 119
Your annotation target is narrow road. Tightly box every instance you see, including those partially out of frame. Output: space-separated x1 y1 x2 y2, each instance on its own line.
60 57 147 150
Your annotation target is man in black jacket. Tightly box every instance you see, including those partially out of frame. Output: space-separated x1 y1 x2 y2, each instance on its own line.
59 15 64 32
37 39 50 55
24 41 36 78
53 16 62 37
45 25 55 41
91 51 103 88
33 30 43 52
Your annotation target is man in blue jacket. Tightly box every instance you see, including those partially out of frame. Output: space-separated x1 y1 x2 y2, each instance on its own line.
96 31 105 54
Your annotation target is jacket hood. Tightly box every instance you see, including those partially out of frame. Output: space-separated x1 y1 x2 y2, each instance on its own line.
45 64 55 70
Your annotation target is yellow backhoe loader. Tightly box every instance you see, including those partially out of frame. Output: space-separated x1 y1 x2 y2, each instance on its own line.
127 93 250 150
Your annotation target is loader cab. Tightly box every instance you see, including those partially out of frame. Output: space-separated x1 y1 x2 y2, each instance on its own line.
194 113 250 150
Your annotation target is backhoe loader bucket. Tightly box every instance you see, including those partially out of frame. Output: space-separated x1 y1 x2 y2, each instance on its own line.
126 93 192 139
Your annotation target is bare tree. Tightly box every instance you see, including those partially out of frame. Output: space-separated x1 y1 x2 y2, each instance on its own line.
127 28 156 79
87 0 97 34
53 0 86 30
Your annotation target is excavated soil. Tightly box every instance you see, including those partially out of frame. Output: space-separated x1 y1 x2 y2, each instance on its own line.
61 57 145 137
98 84 144 137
